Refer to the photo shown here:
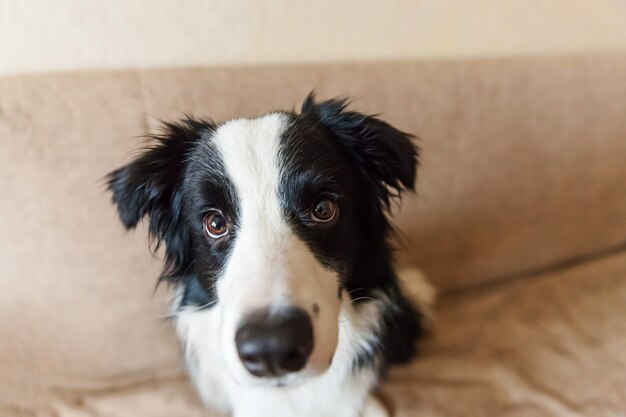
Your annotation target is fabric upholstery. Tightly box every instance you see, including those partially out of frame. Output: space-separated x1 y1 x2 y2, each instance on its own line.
1 55 625 415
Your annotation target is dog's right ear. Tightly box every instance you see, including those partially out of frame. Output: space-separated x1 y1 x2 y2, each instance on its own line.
301 93 418 210
106 118 214 279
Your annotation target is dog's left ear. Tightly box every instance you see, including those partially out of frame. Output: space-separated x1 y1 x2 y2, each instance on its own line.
106 118 214 281
301 94 418 208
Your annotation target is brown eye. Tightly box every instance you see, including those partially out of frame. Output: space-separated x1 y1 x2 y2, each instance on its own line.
203 211 229 238
311 198 338 223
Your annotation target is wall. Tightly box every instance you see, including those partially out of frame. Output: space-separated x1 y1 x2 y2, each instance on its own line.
1 0 626 75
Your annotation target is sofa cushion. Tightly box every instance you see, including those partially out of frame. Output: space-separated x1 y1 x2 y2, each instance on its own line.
385 250 626 417
5 250 623 417
0 73 182 410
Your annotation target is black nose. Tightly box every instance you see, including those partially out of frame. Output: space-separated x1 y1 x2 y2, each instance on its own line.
235 307 314 378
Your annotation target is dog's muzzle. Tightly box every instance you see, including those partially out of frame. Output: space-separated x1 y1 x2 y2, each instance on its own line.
235 307 314 378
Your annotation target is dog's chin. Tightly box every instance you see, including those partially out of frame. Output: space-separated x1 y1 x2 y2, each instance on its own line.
232 364 330 389
248 373 306 389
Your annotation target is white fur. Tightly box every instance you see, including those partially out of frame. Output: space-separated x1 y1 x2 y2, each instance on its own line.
170 114 434 417
175 290 387 417
210 114 340 385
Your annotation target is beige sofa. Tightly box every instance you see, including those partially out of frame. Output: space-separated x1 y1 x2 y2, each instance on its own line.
1 55 625 417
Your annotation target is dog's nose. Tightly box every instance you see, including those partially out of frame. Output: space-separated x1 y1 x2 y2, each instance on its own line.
235 307 313 378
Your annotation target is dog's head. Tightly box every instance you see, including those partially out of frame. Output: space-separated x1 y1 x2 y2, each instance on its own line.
107 94 417 387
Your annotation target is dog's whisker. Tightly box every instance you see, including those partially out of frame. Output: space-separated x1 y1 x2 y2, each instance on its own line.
163 299 219 320
350 296 376 304
181 300 218 313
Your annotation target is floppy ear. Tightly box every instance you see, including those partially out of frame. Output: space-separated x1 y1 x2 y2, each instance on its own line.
106 118 214 280
301 94 418 209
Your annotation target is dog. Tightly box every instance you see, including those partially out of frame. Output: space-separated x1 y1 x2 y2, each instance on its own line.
106 94 433 417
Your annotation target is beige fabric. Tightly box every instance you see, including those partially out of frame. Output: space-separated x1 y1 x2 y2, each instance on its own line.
0 74 181 411
137 55 626 289
4 251 624 416
385 251 626 417
1 56 625 415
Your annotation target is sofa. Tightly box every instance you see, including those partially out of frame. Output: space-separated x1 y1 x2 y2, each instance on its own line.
1 54 625 416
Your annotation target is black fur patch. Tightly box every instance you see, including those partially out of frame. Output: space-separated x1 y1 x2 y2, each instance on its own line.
106 118 237 308
107 94 424 370
281 94 423 368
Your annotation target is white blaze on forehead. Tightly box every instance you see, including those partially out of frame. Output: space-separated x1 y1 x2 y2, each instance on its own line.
208 113 340 383
211 112 288 237
211 113 293 306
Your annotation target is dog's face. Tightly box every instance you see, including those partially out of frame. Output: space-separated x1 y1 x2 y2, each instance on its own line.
107 95 417 387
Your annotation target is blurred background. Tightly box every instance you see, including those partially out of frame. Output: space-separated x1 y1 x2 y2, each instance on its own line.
2 0 626 74
1 2 625 417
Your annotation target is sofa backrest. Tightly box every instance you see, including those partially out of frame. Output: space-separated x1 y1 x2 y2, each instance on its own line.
1 55 625 407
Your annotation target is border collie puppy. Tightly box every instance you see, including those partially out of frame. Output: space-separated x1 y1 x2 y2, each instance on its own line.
107 94 433 417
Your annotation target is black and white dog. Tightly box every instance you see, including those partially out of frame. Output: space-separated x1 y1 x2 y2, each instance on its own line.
107 94 433 417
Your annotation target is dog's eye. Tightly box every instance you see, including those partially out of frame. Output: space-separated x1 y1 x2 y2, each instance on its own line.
203 211 229 238
311 198 338 223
